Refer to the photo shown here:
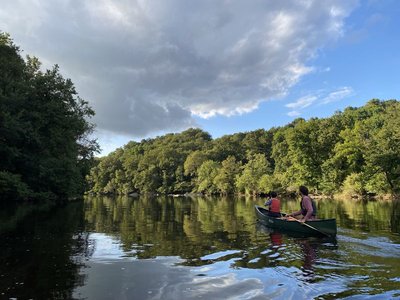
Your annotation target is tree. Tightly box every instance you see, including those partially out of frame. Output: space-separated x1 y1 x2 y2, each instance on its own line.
362 102 400 194
196 160 220 194
184 150 208 176
236 153 271 195
0 32 98 201
207 133 246 162
213 156 242 194
86 97 400 197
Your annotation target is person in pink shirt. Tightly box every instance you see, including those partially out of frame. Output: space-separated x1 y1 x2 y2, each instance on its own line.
288 186 317 222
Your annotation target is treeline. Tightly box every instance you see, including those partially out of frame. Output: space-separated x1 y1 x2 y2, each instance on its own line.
0 33 98 202
88 99 400 197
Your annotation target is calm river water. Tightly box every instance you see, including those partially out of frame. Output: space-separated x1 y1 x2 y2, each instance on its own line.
1 195 400 299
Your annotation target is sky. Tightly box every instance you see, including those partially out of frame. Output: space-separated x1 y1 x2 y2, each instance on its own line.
1 0 399 156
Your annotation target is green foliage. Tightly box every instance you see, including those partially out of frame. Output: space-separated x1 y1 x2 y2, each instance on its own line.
213 156 242 194
87 128 212 195
196 160 220 194
363 102 400 194
258 174 282 194
207 133 246 162
87 95 400 197
0 171 32 201
342 173 366 196
235 153 271 195
0 32 98 202
324 100 400 195
184 150 208 176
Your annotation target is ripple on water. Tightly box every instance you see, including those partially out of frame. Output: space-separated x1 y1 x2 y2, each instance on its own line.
316 258 364 270
200 250 242 261
337 234 400 258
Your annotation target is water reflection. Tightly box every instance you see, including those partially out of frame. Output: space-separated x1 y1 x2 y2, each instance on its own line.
252 224 340 285
81 195 398 265
1 195 400 299
83 195 259 261
0 202 87 300
297 238 318 281
391 199 400 233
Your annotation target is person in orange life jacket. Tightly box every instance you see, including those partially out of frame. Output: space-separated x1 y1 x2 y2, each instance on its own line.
264 191 281 217
288 185 317 223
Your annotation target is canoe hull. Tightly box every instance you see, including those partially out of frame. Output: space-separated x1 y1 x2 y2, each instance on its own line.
255 205 337 236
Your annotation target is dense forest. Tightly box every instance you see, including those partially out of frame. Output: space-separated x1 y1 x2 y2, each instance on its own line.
1 33 399 201
0 33 98 202
87 99 400 197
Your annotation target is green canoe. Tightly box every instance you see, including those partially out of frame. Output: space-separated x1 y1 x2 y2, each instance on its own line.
255 205 337 237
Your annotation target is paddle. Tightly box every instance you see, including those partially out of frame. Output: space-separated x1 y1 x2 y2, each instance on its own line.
287 216 330 237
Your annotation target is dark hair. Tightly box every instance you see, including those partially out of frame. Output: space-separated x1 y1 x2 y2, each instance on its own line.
299 186 308 196
270 191 277 198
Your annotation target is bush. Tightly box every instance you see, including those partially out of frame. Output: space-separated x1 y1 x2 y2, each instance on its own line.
0 171 32 201
341 173 365 196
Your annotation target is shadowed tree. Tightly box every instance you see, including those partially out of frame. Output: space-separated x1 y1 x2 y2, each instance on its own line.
0 32 99 202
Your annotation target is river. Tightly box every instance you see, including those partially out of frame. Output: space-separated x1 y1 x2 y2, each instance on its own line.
1 195 400 299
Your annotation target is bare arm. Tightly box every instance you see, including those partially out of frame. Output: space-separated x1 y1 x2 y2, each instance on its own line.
289 210 302 217
264 198 272 206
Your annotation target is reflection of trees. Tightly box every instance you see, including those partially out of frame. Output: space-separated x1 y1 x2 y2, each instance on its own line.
0 201 88 300
332 198 393 231
84 195 259 259
391 199 400 233
83 195 396 262
286 197 394 232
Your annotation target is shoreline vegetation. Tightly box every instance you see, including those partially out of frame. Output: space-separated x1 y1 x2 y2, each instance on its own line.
0 32 98 203
87 99 400 200
88 191 397 202
1 33 399 204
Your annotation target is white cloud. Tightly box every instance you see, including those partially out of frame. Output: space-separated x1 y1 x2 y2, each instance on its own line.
1 0 358 138
321 86 354 104
286 86 354 116
286 95 318 110
287 110 301 117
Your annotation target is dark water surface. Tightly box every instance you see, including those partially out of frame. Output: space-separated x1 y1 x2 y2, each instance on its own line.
1 196 400 299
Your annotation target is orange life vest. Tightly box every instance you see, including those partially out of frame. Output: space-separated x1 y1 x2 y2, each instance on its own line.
270 198 280 213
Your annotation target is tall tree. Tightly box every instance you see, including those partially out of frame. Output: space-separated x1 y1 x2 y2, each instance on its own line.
236 153 271 195
214 156 242 194
196 160 220 194
0 32 98 201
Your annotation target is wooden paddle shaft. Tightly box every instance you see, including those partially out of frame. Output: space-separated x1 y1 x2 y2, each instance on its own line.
287 216 329 236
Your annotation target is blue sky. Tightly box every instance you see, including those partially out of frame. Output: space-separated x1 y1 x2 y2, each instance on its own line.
197 0 400 138
1 0 399 156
